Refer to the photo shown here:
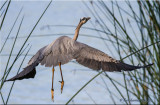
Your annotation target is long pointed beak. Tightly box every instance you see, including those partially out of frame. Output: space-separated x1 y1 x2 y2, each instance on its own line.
86 17 91 21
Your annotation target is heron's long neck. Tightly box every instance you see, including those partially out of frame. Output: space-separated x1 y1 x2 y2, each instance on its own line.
73 22 83 41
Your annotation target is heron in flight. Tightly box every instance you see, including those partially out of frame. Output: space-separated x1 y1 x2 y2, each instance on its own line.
5 17 152 101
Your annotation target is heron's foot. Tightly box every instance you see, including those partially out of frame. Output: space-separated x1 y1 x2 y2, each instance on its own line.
51 88 54 102
59 81 64 93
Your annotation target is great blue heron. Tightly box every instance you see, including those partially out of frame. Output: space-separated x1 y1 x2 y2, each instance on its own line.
5 17 152 101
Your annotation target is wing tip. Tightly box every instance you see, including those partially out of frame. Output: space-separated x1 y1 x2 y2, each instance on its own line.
4 67 36 82
3 77 15 82
142 63 154 68
4 77 17 82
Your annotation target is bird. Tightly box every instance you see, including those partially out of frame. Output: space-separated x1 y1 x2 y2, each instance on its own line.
5 17 153 101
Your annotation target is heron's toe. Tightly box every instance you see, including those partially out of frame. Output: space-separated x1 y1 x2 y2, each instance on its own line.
51 88 54 102
59 81 64 93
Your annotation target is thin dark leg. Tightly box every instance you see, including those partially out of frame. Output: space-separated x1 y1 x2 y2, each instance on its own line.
59 62 64 93
51 66 55 101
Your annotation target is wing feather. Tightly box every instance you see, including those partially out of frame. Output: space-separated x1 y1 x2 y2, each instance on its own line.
6 36 75 81
73 42 152 71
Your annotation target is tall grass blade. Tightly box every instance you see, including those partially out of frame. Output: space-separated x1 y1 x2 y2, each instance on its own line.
0 7 23 53
0 0 11 31
5 45 32 104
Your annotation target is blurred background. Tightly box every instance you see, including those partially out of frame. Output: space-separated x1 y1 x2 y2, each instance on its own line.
0 0 159 104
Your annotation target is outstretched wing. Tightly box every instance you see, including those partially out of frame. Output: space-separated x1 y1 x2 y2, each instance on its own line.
73 42 153 71
5 46 47 81
5 36 75 81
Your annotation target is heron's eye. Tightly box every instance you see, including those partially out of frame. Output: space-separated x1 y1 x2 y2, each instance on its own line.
81 18 86 21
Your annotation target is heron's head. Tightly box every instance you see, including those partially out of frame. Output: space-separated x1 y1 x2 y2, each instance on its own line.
80 17 91 24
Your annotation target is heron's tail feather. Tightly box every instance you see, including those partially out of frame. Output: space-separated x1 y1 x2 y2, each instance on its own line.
4 62 38 82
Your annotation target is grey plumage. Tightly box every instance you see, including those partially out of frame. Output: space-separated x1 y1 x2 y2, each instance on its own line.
5 36 153 81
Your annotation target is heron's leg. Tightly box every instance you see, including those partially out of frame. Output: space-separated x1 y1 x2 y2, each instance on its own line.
51 66 55 101
59 62 64 93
